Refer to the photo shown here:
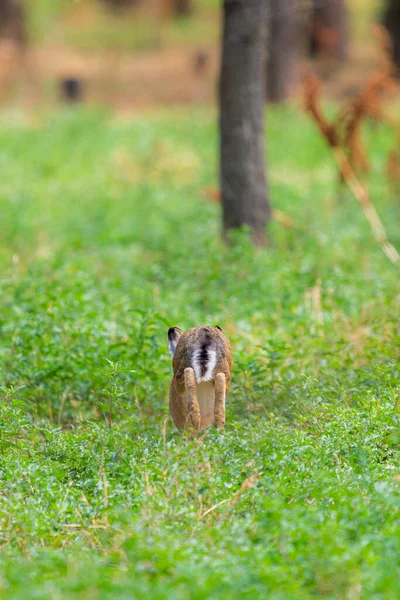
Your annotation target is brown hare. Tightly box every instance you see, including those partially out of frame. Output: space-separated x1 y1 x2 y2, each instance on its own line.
168 326 233 431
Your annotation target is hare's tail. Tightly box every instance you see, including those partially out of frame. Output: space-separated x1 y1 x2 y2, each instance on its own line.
192 332 217 383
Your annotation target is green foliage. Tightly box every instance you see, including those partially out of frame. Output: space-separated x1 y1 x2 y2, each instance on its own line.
0 105 399 598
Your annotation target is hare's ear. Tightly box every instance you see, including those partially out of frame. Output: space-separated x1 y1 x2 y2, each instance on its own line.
168 327 182 356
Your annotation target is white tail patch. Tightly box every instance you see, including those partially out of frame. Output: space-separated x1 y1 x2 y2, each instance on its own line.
192 348 217 383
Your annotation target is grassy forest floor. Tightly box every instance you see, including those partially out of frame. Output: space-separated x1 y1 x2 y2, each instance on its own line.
0 104 399 598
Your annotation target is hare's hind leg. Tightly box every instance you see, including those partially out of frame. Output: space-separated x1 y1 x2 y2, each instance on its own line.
184 367 201 430
169 378 189 431
214 372 226 429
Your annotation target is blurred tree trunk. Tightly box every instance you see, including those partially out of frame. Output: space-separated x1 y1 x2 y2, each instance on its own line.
383 0 400 71
309 0 347 61
0 0 27 46
220 0 271 246
174 0 191 17
101 0 142 10
266 0 297 102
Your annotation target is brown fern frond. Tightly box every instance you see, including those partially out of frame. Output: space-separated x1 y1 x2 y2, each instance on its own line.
336 73 397 173
302 67 339 148
331 25 399 174
386 143 400 195
373 24 396 76
302 65 400 266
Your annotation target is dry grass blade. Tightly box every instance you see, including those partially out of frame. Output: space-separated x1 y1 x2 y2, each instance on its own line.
198 473 257 521
198 498 230 520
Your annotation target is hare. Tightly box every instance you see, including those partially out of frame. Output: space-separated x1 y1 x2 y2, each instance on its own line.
168 326 233 431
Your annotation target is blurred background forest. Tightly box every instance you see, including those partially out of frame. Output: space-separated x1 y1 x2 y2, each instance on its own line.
0 0 399 111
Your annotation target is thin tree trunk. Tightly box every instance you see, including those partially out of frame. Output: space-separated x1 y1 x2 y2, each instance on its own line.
0 0 27 46
383 0 400 72
220 0 271 246
266 0 297 102
101 0 141 10
309 0 347 61
174 0 191 17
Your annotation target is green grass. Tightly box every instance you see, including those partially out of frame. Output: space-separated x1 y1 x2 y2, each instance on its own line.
0 104 400 599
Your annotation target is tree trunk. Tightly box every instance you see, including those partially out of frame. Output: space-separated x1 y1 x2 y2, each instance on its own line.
219 0 271 246
174 0 191 17
101 0 142 10
0 0 27 46
266 0 297 102
309 0 347 61
383 0 400 72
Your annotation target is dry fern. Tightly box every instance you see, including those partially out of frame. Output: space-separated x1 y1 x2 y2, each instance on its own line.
302 43 400 265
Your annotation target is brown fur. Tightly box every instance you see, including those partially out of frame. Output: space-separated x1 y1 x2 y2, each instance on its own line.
168 326 233 432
